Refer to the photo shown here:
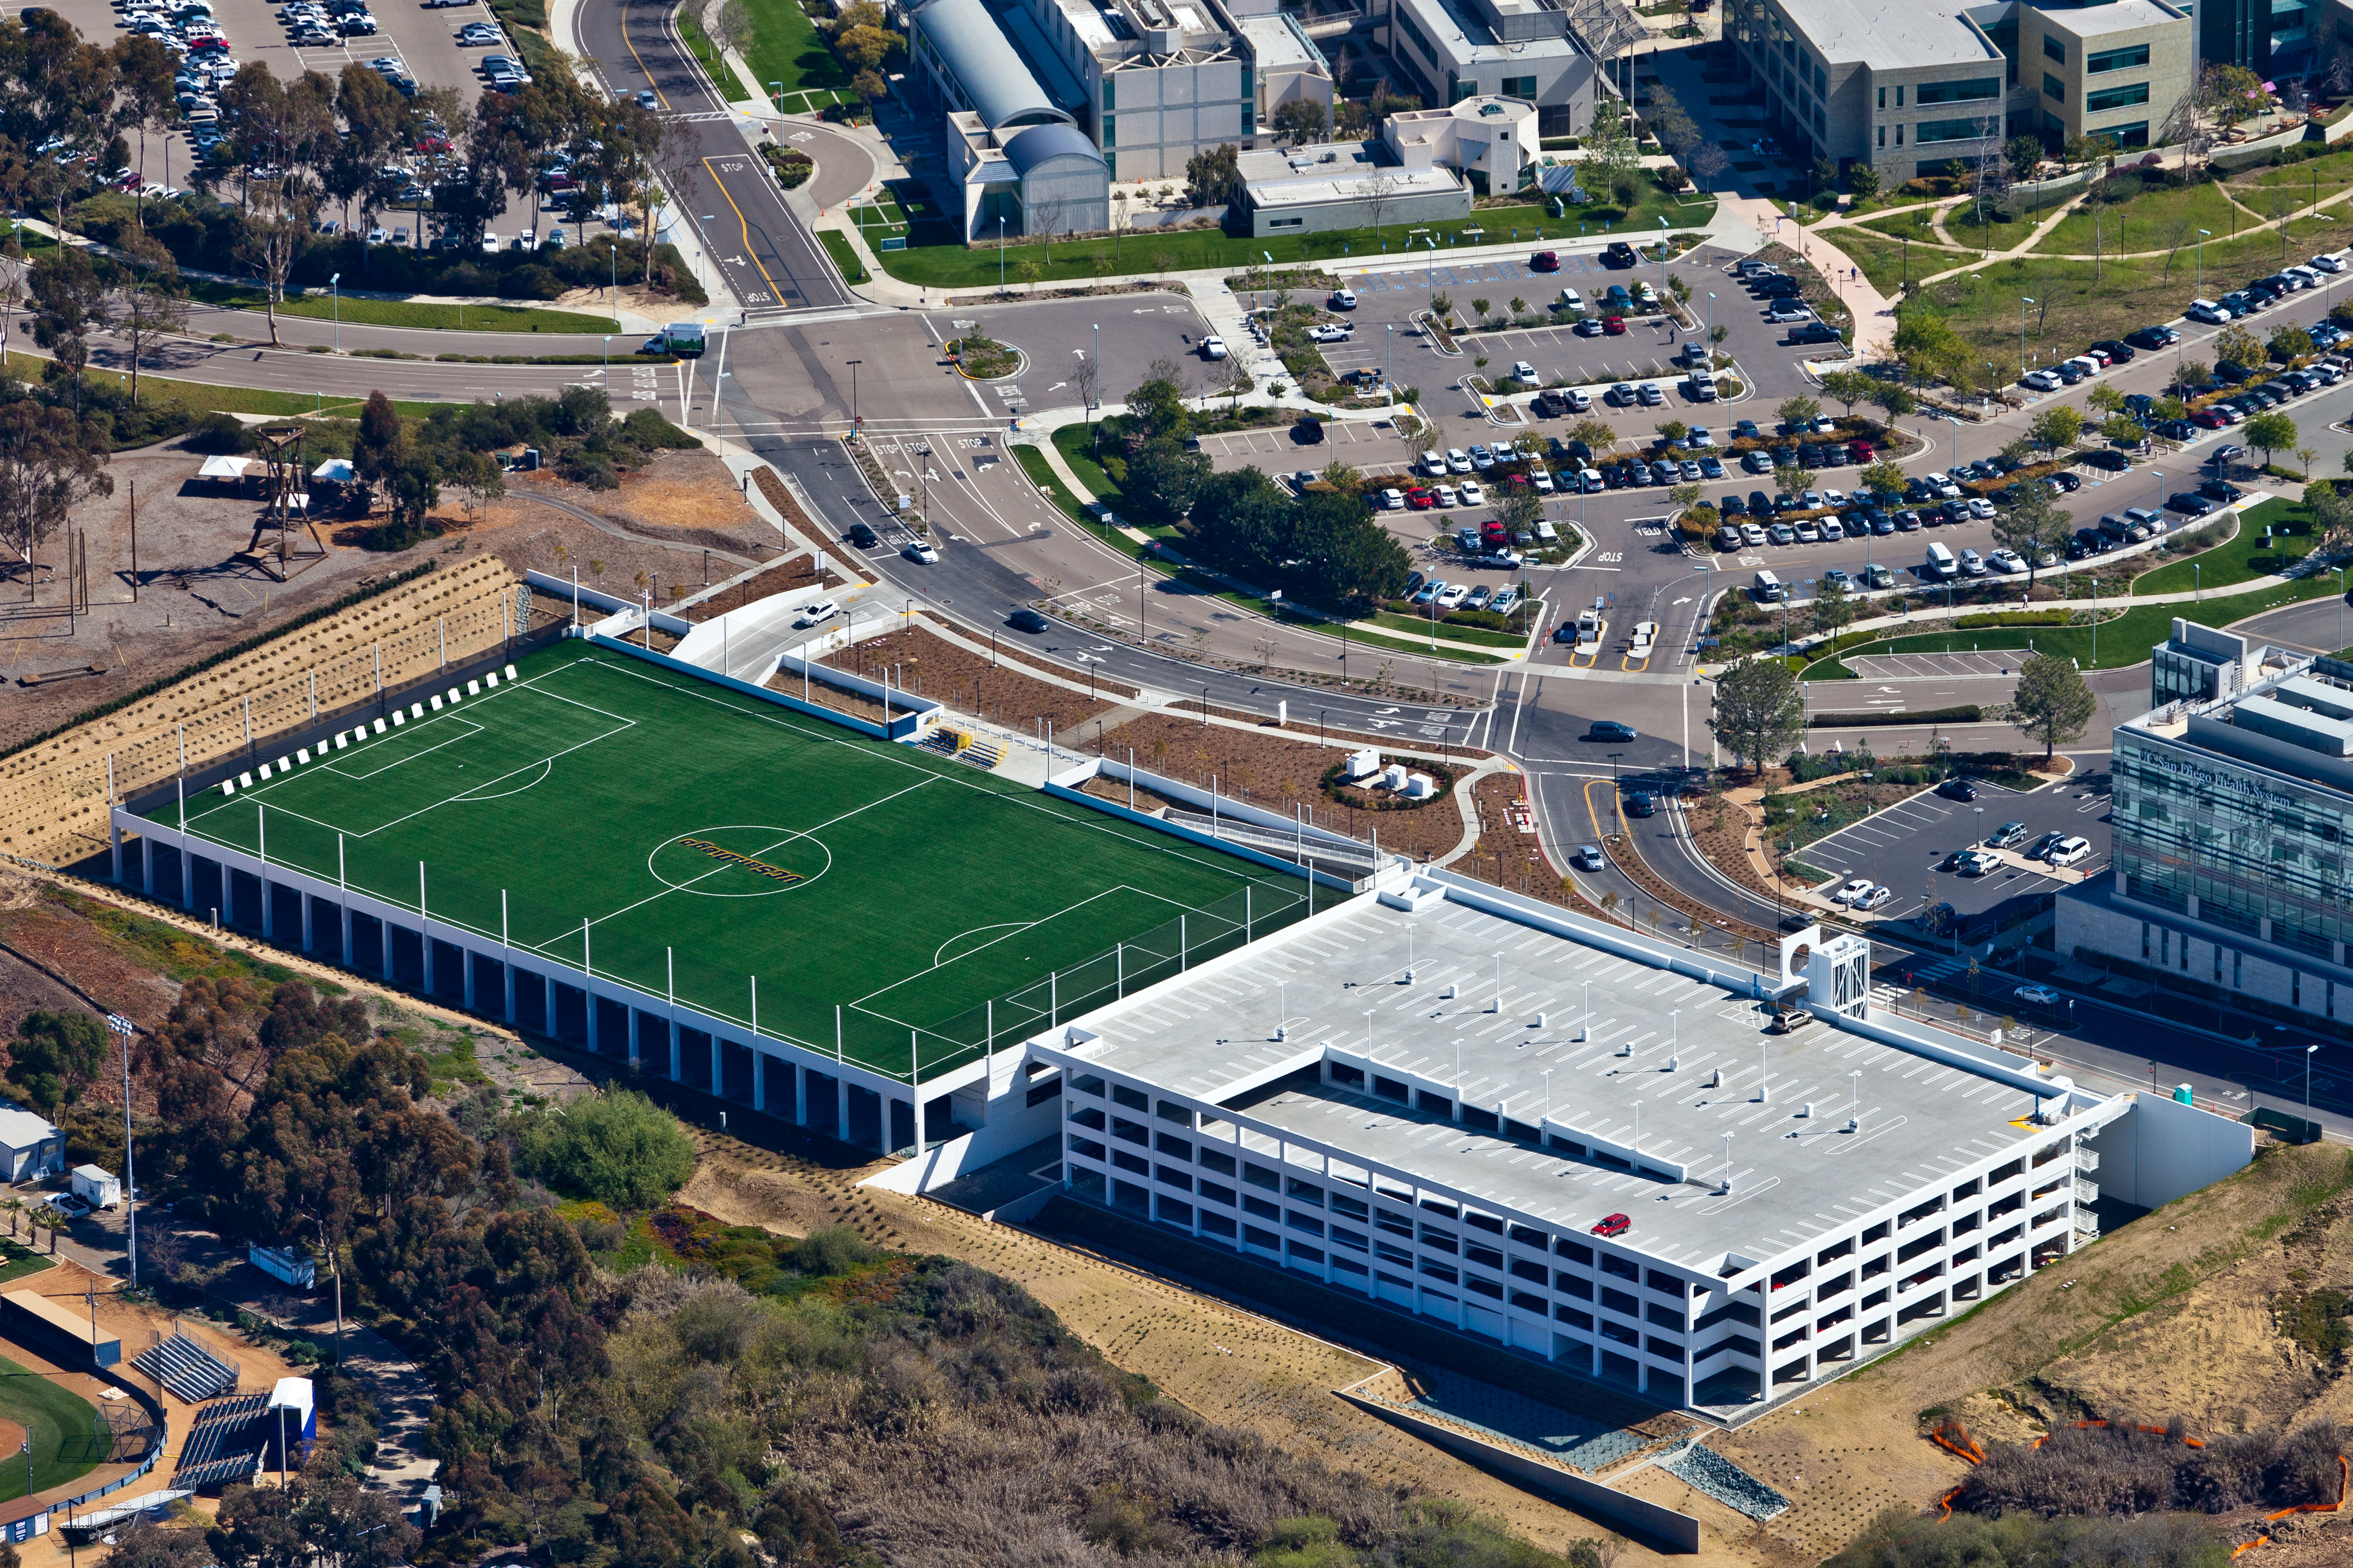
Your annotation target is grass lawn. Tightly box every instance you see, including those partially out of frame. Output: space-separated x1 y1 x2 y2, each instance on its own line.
1805 560 2347 677
185 279 621 334
1834 229 1917 299
872 195 1717 289
2029 181 2244 258
676 11 757 102
2131 498 2306 596
2232 146 2353 205
0 1352 104 1502
1890 210 2353 369
738 0 850 107
1365 608 1530 648
0 1239 49 1286
5 351 453 420
818 230 869 285
145 639 1310 1079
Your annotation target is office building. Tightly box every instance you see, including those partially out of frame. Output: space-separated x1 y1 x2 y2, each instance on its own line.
1722 0 2191 179
908 0 1336 203
1234 140 1471 235
2058 628 2353 1033
1385 0 1611 137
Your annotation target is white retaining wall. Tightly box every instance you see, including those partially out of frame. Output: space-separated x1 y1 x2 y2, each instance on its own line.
2090 1091 2258 1212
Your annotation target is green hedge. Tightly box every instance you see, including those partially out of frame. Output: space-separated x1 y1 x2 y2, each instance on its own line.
1810 705 1984 727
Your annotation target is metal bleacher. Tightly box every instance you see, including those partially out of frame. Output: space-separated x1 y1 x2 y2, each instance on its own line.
134 1332 241 1404
171 1392 266 1490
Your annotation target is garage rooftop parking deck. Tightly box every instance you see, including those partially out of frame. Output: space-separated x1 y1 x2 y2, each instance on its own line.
1068 897 2071 1273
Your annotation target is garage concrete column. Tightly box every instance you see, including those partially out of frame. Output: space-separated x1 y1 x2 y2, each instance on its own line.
141 835 153 899
301 891 313 952
626 1006 639 1066
837 1077 850 1146
340 903 353 970
110 822 122 885
503 962 517 1024
751 1048 766 1112
710 1034 722 1097
794 1064 807 1125
462 951 476 1013
420 923 433 993
260 870 274 941
545 974 558 1037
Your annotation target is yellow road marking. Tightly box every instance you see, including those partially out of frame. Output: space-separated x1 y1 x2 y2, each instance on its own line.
703 157 787 303
623 8 668 109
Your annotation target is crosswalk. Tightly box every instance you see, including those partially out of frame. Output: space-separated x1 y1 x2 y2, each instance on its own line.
1870 954 1970 1007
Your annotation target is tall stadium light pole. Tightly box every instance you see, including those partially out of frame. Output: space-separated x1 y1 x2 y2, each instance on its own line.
2308 1043 2320 1107
107 1012 136 1287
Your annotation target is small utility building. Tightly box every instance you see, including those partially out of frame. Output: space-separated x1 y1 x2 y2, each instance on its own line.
0 1109 64 1183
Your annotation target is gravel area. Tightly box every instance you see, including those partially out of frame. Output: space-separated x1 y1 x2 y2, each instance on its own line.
1660 1437 1792 1520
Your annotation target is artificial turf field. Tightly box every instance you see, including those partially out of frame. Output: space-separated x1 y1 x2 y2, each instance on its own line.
142 639 1307 1080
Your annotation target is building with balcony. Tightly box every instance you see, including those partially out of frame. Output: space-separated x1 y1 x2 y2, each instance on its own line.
985 850 2236 1417
2058 628 2353 1036
1721 0 2190 179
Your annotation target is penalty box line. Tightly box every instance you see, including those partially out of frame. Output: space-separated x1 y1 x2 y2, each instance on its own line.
845 882 1201 1026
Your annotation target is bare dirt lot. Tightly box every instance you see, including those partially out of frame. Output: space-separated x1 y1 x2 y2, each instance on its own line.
0 440 778 755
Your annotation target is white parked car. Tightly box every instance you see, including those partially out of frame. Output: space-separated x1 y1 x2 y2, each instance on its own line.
1421 449 1448 477
1433 485 1459 507
1830 877 1874 906
1200 335 1229 359
2314 254 2347 273
1511 360 1536 382
1446 448 1472 473
1986 548 2024 573
2015 983 2061 1005
1559 287 1584 311
1379 487 1405 509
1856 885 1893 910
1530 466 1554 493
2021 369 2062 391
1459 481 1486 506
2048 836 2093 868
901 542 939 564
480 231 500 252
1436 583 1470 608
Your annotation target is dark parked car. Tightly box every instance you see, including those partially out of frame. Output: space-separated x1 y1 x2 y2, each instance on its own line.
845 522 880 547
1588 721 1639 742
1938 778 1980 802
1623 791 1656 817
2090 339 2138 364
1292 419 1325 444
2080 449 2132 471
2199 479 2245 503
1008 608 1050 632
1602 241 1637 268
2167 492 2216 515
2126 325 2179 350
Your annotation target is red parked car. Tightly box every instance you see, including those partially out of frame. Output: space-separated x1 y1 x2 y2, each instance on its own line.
1530 250 1560 272
1850 439 1875 461
2190 409 2230 429
1592 1213 1631 1238
1602 316 1627 335
1406 488 1438 510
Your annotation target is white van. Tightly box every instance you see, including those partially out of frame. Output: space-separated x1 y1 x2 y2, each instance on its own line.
1925 542 1958 580
1753 569 1786 603
2048 835 2092 868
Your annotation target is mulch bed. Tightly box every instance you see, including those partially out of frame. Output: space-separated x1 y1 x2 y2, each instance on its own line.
674 555 829 623
821 621 1121 736
1093 714 1470 864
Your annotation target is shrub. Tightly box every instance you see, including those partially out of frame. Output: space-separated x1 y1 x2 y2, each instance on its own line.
513 1088 697 1211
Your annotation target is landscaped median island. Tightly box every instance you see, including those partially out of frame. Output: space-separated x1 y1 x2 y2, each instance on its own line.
1030 394 1570 664
181 278 623 334
1795 496 2340 676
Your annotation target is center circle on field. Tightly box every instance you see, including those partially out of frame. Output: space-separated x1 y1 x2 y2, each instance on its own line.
648 826 831 897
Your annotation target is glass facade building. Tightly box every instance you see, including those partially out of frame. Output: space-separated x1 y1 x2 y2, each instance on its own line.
2112 649 2353 965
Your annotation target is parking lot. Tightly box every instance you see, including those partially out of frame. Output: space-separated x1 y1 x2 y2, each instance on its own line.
53 0 569 246
1799 767 2113 928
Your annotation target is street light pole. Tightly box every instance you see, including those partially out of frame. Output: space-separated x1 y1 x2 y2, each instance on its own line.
2197 230 2210 298
329 272 339 353
2020 297 2034 375
2307 1043 2319 1108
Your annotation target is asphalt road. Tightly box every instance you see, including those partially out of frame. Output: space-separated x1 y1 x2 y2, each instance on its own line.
572 0 855 314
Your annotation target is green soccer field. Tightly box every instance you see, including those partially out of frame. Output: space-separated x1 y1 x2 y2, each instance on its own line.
142 640 1306 1080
